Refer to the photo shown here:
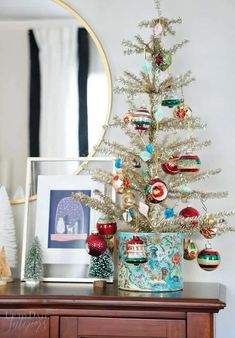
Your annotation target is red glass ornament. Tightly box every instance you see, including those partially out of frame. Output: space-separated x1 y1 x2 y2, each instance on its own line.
96 216 117 239
86 232 107 256
179 206 200 227
161 159 179 175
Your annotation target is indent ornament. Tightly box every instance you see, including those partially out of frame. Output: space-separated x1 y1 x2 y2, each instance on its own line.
155 49 172 71
161 157 179 175
145 177 168 204
173 102 192 120
183 239 198 260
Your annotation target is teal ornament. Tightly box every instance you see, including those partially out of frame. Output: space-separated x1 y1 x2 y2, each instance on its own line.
145 144 154 153
180 185 192 193
122 210 133 223
142 59 151 75
154 107 164 121
164 208 174 219
115 158 122 169
139 151 152 162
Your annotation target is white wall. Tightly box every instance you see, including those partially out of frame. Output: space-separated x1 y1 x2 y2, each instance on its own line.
61 1 235 337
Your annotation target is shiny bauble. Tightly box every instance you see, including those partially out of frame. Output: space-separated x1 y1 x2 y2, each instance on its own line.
123 110 134 124
161 158 179 175
125 235 148 265
131 106 152 131
161 89 180 108
86 232 107 256
155 49 172 71
197 247 221 271
200 227 217 240
112 173 129 194
173 102 192 120
123 191 136 209
183 239 199 261
145 177 168 204
178 154 201 173
96 216 117 239
179 206 200 227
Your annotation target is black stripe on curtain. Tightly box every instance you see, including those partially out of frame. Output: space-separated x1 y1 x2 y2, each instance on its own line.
28 30 40 157
78 28 89 157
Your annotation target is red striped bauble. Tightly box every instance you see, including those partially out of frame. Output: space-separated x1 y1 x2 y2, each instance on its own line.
197 248 220 271
178 154 201 173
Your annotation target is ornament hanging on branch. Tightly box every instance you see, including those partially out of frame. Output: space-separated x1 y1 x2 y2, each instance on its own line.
154 49 172 71
112 172 129 194
183 239 199 261
86 232 107 257
96 216 117 239
178 155 201 173
197 244 221 271
123 110 134 124
179 206 200 227
200 215 217 239
161 88 180 108
173 102 192 120
161 157 179 175
131 106 152 131
145 177 168 204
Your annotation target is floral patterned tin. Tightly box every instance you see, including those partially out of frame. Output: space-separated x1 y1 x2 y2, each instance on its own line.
117 232 183 292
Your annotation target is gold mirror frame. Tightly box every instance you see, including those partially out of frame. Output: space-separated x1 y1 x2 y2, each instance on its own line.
11 0 112 205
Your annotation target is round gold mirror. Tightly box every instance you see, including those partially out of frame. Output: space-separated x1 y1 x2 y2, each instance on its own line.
0 0 112 204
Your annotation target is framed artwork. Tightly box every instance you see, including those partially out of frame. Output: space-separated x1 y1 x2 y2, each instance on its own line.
21 157 115 282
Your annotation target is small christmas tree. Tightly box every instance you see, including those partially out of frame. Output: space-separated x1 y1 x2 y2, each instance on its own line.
88 249 114 279
73 0 234 272
24 236 43 284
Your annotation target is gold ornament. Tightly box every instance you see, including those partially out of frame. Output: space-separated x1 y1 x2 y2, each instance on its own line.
123 191 136 209
200 215 217 239
183 239 199 261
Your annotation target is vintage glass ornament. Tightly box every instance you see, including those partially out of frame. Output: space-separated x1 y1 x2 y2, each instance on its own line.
125 235 148 265
173 102 192 120
161 88 180 108
131 106 152 131
179 206 200 227
155 49 172 71
123 110 134 124
96 216 117 239
123 191 136 209
197 246 221 271
112 172 129 194
161 157 179 175
178 154 201 173
86 232 107 256
183 239 199 260
145 177 168 204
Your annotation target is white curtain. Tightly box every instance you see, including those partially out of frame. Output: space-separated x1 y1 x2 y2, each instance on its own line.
34 26 79 157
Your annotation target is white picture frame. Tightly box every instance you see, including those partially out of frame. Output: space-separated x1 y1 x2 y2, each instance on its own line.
21 157 115 282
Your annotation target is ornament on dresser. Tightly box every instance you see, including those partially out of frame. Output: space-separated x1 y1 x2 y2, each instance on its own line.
86 232 107 257
24 236 43 286
72 0 235 291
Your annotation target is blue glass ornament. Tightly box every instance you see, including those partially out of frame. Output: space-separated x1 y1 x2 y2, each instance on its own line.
115 158 122 169
164 208 174 219
145 144 154 153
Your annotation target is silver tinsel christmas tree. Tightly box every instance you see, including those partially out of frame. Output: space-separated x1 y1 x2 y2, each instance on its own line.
24 236 43 284
73 0 234 238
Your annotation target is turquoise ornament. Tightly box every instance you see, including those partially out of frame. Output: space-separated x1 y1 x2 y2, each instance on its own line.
154 107 164 121
115 158 122 169
139 151 152 162
145 144 154 153
142 60 151 75
164 208 174 219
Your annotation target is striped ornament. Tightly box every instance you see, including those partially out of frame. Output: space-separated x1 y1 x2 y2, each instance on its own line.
197 248 220 271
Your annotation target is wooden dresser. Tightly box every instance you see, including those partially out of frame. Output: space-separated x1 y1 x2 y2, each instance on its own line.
0 281 225 338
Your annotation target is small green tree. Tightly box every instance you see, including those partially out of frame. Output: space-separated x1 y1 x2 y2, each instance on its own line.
88 249 114 279
24 236 43 283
